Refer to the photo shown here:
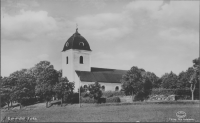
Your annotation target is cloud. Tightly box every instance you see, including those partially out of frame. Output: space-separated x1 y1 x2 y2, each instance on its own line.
1 9 57 41
38 54 49 60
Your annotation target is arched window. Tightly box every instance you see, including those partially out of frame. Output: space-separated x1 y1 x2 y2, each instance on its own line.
80 56 83 64
66 57 68 64
102 86 105 91
83 85 87 89
115 86 119 91
79 42 84 46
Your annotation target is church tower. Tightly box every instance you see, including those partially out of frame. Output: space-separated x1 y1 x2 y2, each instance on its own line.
62 28 92 83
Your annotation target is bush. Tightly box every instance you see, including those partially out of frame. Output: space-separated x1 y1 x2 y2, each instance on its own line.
81 92 90 97
106 96 121 103
150 88 199 100
64 93 79 104
151 88 175 96
80 97 95 103
133 92 146 101
102 91 125 98
21 98 37 106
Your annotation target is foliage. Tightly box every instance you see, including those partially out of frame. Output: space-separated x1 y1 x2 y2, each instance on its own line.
121 66 145 95
102 91 125 98
106 96 121 103
160 71 178 89
81 92 90 97
1 77 12 108
2 69 36 108
188 57 200 100
177 69 193 89
80 97 95 103
80 86 88 93
144 72 160 88
54 77 74 105
88 82 103 101
121 66 153 100
150 88 199 100
32 61 59 107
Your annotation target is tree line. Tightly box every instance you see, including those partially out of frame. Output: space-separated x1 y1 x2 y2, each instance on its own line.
121 57 199 100
1 61 74 109
1 57 199 109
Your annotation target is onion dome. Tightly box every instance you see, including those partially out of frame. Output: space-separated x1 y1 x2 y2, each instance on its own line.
62 28 92 52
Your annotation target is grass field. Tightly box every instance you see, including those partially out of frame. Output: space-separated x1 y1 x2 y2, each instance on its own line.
1 101 200 122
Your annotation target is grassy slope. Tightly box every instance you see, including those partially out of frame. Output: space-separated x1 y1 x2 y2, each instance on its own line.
1 102 200 122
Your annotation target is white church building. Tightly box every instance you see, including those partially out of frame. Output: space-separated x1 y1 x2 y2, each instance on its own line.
62 28 127 92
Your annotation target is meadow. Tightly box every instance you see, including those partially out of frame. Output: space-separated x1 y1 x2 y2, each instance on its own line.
1 101 200 122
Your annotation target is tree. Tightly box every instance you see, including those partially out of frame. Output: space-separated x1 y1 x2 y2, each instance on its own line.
33 61 59 108
121 66 152 101
160 71 178 89
189 57 200 100
177 68 194 89
1 77 12 109
88 82 102 102
144 72 160 88
6 69 36 109
54 77 74 106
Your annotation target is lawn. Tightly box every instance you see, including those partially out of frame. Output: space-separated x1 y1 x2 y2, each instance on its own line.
1 101 200 122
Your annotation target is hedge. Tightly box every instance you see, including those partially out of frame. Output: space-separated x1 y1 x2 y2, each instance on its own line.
151 88 199 100
80 97 95 103
102 91 125 98
79 96 121 103
106 96 121 103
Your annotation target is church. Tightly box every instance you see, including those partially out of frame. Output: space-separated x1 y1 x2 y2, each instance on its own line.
62 28 127 92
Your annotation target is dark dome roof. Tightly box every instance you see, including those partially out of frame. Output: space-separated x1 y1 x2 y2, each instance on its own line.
62 29 92 52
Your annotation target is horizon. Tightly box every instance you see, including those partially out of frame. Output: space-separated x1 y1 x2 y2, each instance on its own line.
1 0 199 78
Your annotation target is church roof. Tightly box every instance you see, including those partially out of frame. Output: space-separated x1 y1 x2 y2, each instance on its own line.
76 67 127 83
62 28 92 52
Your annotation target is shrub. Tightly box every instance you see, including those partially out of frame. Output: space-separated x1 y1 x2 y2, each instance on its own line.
102 91 125 98
106 96 121 103
81 92 90 97
151 88 175 96
64 93 79 104
133 92 146 101
150 88 199 100
80 97 95 103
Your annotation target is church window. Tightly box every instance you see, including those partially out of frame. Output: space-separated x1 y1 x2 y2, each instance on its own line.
80 56 83 64
115 86 119 91
66 57 68 64
83 85 87 89
102 86 105 91
79 42 84 46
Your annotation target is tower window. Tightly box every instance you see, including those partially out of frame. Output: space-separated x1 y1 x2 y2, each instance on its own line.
66 57 68 64
115 86 119 91
79 42 84 46
80 56 83 64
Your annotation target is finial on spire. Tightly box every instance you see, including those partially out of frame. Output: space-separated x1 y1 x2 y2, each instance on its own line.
76 23 78 33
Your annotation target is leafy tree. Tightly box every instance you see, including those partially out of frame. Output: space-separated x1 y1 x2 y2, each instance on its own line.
145 72 160 88
15 71 36 108
121 66 152 101
177 68 194 89
1 77 12 109
33 61 59 108
160 71 178 89
54 77 74 106
88 82 102 102
189 57 200 100
6 69 36 109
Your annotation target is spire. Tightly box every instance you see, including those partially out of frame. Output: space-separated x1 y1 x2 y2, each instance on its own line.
76 23 78 33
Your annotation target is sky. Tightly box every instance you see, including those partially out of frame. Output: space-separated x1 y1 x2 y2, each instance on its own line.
1 0 199 77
